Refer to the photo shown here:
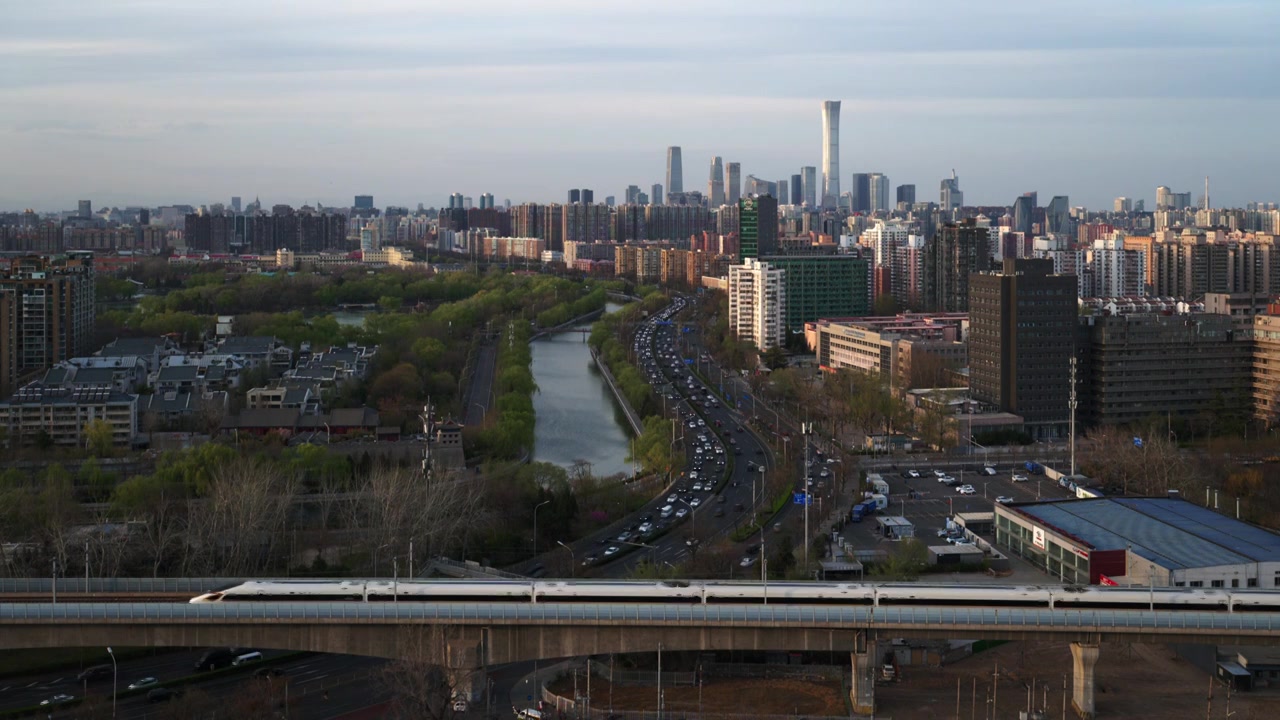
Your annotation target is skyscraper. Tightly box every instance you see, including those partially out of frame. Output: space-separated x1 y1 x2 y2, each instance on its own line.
821 101 841 208
1156 186 1172 211
776 180 788 204
790 174 802 205
582 189 594 204
969 258 1075 438
1114 197 1132 213
1046 195 1070 234
651 184 663 206
738 195 778 262
940 172 963 211
568 189 581 204
231 196 242 213
666 147 683 195
625 185 642 205
801 166 817 207
896 184 916 207
708 157 725 207
1012 194 1035 236
849 173 870 213
354 195 374 210
725 162 742 206
77 200 91 219
868 173 891 213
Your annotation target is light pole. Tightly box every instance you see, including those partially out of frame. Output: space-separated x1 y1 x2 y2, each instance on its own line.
556 541 576 578
323 422 331 444
393 556 398 603
107 646 117 718
533 500 551 556
756 466 766 510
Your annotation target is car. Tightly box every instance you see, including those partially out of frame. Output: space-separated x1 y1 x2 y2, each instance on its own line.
689 498 701 508
981 466 998 476
935 528 951 537
739 556 758 568
637 522 653 533
945 535 969 545
667 494 678 503
933 469 947 478
956 485 976 495
128 677 159 691
40 695 75 707
937 475 955 484
819 469 829 478
995 496 1015 504
77 665 113 683
675 507 689 518
906 469 922 478
582 554 599 566
1011 474 1028 482
685 537 698 547
615 532 632 543
603 545 620 556
147 688 181 703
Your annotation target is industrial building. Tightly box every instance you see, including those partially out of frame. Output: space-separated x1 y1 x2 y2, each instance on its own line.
995 496 1280 588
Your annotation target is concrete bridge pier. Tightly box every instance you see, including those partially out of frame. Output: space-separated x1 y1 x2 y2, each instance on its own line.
849 633 876 716
1070 641 1100 719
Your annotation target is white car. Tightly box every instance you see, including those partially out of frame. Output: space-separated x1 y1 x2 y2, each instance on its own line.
995 496 1014 504
689 498 702 508
41 695 75 707
933 469 947 478
128 678 158 691
603 545 620 557
956 485 976 495
691 482 703 492
981 466 997 476
1011 474 1028 482
906 470 921 478
739 556 758 568
675 507 689 519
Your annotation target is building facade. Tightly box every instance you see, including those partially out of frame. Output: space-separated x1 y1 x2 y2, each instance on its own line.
924 219 992 312
0 254 96 398
728 259 786 352
969 258 1076 438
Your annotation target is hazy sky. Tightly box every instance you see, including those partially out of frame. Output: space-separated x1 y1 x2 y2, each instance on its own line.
2 0 1277 212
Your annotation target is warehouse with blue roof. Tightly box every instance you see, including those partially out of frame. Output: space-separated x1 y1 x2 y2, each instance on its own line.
994 495 1280 588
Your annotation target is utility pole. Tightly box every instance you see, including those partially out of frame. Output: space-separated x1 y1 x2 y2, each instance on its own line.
1069 356 1078 478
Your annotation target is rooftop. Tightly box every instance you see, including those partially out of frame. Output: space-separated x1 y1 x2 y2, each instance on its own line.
1009 497 1280 570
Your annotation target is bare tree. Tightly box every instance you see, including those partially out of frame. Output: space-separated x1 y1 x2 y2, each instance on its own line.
348 465 481 573
380 626 479 720
183 456 296 575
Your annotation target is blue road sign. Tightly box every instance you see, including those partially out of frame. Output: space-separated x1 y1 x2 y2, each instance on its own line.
793 493 812 505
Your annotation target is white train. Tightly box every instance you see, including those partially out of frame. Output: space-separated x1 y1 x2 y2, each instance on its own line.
189 580 1280 612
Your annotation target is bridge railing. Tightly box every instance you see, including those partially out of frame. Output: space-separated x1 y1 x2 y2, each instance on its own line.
0 602 1275 637
0 578 243 594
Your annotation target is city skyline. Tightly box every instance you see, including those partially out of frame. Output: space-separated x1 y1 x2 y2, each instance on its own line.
3 0 1278 211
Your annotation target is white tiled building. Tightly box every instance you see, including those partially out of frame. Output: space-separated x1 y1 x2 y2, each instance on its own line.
728 258 786 352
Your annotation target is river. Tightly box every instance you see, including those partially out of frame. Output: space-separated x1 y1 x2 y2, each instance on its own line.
530 302 634 479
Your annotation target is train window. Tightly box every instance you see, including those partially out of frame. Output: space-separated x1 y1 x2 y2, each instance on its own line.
1189 581 1203 588
1212 580 1224 588
1248 578 1257 588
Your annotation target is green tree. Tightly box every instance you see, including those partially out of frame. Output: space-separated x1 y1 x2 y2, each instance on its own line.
84 419 117 458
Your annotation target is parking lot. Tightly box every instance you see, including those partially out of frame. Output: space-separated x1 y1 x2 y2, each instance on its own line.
835 460 1079 579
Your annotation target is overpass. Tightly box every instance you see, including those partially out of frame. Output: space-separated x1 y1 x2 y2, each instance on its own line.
1 600 1278 717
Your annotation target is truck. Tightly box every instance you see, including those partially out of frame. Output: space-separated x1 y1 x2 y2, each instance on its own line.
851 499 878 522
869 493 888 510
1024 461 1045 475
867 474 890 496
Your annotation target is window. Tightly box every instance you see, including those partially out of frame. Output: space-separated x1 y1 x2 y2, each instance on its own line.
1190 581 1203 588
1248 578 1258 588
1211 580 1224 588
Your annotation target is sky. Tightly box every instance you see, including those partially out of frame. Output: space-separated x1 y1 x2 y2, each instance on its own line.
2 0 1278 212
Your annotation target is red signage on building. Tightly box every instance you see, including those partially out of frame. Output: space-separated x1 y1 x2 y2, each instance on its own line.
1098 575 1118 587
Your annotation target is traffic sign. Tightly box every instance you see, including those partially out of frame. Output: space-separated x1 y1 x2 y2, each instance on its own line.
792 493 812 505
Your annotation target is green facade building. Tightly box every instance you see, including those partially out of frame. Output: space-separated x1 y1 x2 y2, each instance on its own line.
761 254 872 333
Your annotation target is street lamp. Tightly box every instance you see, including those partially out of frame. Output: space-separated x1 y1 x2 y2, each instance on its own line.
556 540 576 578
106 646 117 718
533 500 552 555
756 466 766 510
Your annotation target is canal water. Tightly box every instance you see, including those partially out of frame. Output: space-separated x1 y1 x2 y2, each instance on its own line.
530 303 634 479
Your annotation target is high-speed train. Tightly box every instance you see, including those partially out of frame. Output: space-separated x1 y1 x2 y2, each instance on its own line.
189 580 1280 612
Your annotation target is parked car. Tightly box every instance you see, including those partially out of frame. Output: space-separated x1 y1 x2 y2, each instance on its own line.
995 496 1014 504
956 485 976 495
1011 474 1028 482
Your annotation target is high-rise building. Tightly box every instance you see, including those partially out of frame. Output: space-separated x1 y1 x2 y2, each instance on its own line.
1156 186 1172 211
77 201 91 219
1091 234 1148 297
821 101 841 208
777 180 789 206
763 254 873 331
568 189 581 204
738 195 778 261
969 258 1076 438
0 254 96 397
790 174 802 205
725 163 742 206
924 219 993 312
625 185 642 205
480 193 495 210
651 184 663 207
708 157 725 207
891 235 926 309
666 147 683 195
849 173 871 213
582 189 594 205
728 258 786 351
354 195 374 210
231 196 242 213
862 221 910 268
868 173 891 213
1114 197 1133 213
801 166 817 207
896 184 916 208
940 172 963 211
1046 195 1070 235
1012 194 1035 236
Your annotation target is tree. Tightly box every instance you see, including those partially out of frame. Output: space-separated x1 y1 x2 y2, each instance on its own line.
83 419 117 457
873 293 900 316
380 627 479 720
761 345 788 371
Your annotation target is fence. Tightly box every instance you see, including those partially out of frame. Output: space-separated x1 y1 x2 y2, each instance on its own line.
587 659 696 687
698 663 842 682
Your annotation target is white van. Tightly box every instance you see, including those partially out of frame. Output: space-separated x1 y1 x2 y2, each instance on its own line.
232 652 263 666
515 709 543 720
660 504 674 518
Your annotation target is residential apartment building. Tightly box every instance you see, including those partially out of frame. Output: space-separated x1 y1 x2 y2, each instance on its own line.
969 258 1076 439
1092 234 1148 297
1077 313 1249 426
0 383 137 447
1251 307 1280 426
763 253 872 332
924 219 993 312
0 254 96 398
727 259 786 351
